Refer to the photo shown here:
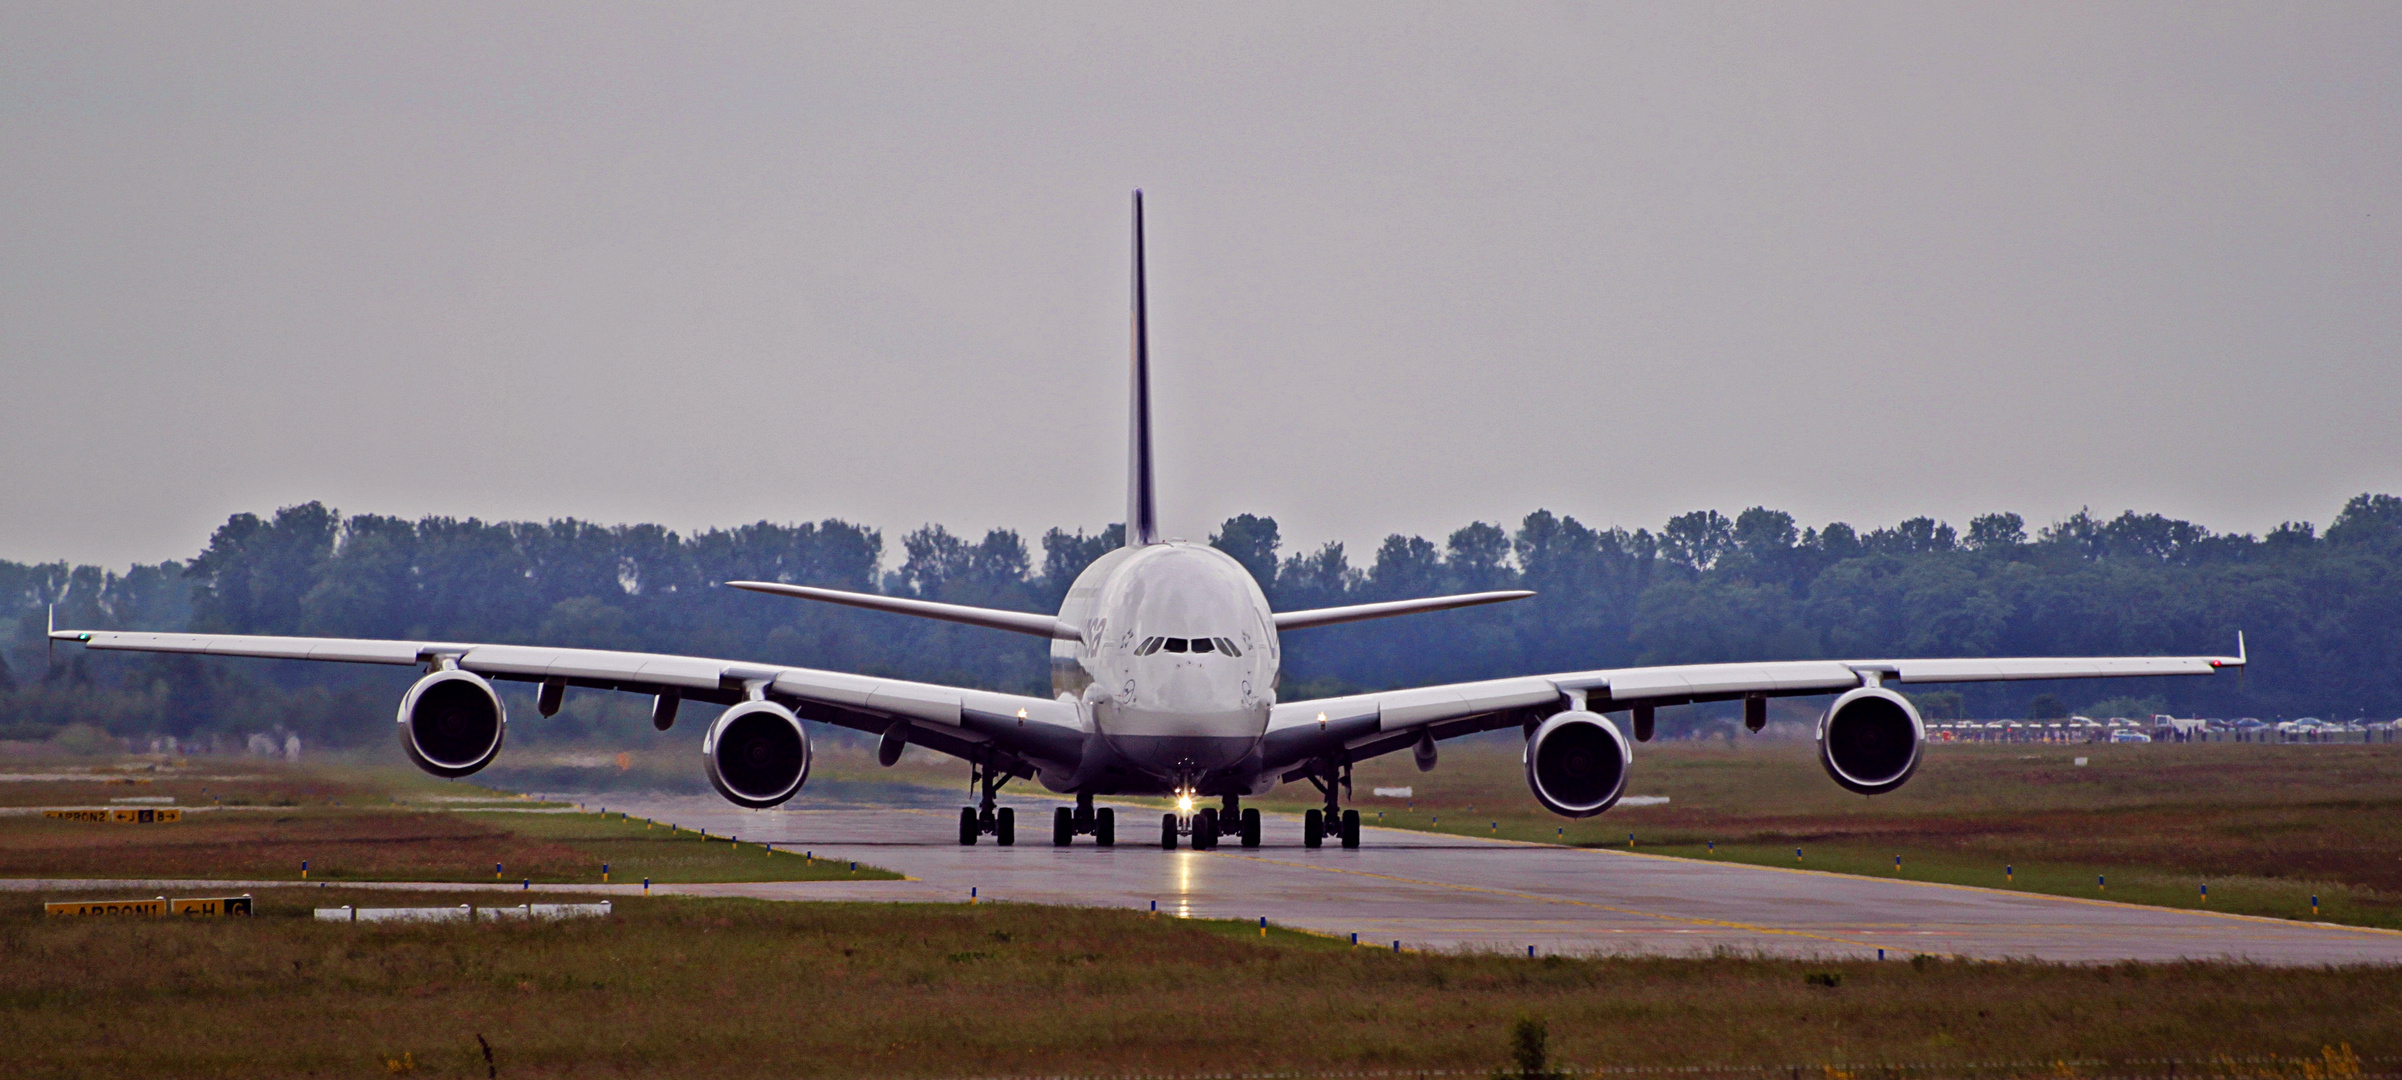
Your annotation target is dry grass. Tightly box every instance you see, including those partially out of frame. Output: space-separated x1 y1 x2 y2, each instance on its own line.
0 806 586 880
0 758 894 883
2 889 2397 1079
0 756 394 808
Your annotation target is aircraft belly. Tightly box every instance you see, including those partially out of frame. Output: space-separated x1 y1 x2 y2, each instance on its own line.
1102 733 1259 773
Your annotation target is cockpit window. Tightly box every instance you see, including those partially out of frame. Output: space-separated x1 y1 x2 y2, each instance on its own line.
1137 635 1242 657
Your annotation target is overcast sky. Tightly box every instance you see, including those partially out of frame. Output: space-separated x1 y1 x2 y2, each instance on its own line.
3 3 2396 570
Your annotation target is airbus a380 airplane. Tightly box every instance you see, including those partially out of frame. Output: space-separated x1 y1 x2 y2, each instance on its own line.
51 193 2246 852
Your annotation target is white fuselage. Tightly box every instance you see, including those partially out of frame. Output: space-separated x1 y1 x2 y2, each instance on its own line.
1051 543 1278 784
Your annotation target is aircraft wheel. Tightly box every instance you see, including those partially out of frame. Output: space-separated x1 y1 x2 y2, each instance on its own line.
1240 808 1262 848
1303 808 1324 849
1340 809 1361 849
1053 806 1074 847
996 807 1015 846
1194 808 1218 850
959 807 978 846
1095 808 1115 847
1161 813 1178 850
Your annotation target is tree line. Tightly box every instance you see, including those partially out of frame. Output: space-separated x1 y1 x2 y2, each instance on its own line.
3 494 2398 747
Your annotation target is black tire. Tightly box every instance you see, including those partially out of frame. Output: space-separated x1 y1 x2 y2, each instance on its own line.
1303 808 1324 849
959 807 978 846
1095 808 1115 847
1161 813 1178 850
1241 807 1262 848
1053 806 1073 847
996 807 1015 846
1341 809 1361 849
1195 808 1218 850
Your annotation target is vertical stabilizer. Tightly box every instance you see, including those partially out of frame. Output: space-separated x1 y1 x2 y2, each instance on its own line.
1126 190 1160 547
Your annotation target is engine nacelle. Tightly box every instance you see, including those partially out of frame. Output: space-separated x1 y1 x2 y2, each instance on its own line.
1818 686 1925 795
703 700 812 808
1524 710 1632 818
398 669 507 778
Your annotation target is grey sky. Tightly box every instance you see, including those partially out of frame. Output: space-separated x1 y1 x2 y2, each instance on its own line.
4 3 2396 570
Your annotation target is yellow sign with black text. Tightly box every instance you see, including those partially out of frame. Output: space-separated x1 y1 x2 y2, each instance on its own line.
46 894 251 917
46 897 168 916
39 808 181 823
170 895 252 916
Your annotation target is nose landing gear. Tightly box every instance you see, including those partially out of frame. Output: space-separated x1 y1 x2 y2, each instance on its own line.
1161 792 1263 850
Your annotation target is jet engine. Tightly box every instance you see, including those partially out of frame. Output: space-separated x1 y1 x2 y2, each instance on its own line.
1523 710 1631 818
398 669 507 778
703 700 812 808
1817 686 1924 795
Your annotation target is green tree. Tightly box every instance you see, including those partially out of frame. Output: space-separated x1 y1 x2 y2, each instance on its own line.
1445 522 1512 591
2327 493 2402 545
1966 512 2026 551
1660 510 1734 572
1209 514 1281 588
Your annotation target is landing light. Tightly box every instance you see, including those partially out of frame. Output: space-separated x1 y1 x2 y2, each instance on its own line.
1176 793 1194 814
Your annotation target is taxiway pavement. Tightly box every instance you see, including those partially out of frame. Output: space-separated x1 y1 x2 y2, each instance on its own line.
547 790 2402 966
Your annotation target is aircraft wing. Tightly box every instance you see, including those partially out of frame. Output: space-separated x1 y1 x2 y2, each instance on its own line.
1258 645 2246 778
50 628 1083 773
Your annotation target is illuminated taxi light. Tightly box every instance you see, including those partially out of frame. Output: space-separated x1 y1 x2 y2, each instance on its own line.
1176 794 1194 813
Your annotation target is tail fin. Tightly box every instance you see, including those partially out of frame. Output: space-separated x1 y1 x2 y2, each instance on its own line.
1126 190 1160 547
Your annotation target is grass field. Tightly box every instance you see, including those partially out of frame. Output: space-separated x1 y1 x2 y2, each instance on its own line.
1247 739 2402 930
7 747 2402 1075
3 888 2397 1079
0 758 895 883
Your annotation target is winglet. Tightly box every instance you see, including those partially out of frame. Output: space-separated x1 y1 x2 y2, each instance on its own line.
45 604 54 672
2235 630 2246 665
1125 190 1159 547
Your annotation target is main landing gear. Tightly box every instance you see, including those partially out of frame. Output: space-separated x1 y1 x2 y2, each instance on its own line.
1052 792 1116 847
958 758 1017 846
1160 792 1262 850
1303 807 1361 849
1302 759 1362 849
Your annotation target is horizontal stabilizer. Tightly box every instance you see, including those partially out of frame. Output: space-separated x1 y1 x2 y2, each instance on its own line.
726 581 1083 641
1273 590 1534 632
